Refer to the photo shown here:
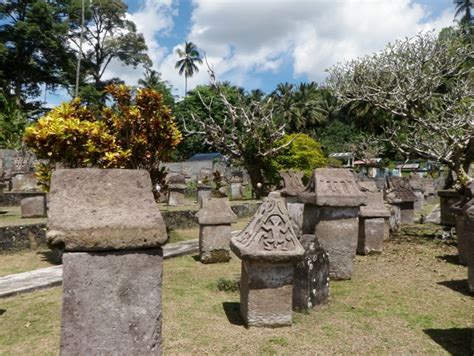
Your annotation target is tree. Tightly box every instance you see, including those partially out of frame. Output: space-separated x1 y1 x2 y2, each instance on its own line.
181 73 291 197
270 133 327 183
138 67 175 108
326 31 474 188
0 0 75 109
175 41 202 96
23 84 181 192
0 94 28 149
69 0 151 104
454 0 473 26
173 83 243 160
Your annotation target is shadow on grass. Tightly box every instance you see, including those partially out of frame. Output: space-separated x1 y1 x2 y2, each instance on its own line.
438 279 471 297
222 302 244 326
437 254 463 266
37 250 62 265
424 328 471 356
0 309 5 315
192 255 200 262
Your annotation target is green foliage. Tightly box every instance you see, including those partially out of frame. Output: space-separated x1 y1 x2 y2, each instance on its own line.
0 0 74 108
272 133 327 181
23 84 181 190
138 67 175 109
0 95 29 149
215 277 239 293
174 83 244 160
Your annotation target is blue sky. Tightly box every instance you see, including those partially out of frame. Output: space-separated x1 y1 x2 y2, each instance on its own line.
48 0 456 105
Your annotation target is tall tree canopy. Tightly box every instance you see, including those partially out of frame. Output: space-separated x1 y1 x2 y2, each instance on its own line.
69 0 151 105
327 30 474 188
175 41 202 95
0 0 75 109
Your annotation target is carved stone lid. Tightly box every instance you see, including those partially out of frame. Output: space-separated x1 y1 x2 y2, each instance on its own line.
385 177 416 203
196 197 237 225
297 168 366 207
358 180 390 217
278 170 305 197
47 169 168 252
230 194 304 262
408 174 424 192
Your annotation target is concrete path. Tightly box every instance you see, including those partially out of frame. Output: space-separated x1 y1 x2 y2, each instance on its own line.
0 238 199 299
0 230 242 298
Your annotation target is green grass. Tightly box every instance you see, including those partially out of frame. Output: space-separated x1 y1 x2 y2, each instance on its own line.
0 226 472 354
0 206 46 227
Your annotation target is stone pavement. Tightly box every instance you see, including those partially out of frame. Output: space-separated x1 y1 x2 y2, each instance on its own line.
0 230 242 298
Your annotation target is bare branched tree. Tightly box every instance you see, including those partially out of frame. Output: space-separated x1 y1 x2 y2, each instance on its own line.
326 31 474 188
181 62 291 197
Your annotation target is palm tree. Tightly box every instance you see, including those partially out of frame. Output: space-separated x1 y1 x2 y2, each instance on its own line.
175 42 203 96
454 0 473 25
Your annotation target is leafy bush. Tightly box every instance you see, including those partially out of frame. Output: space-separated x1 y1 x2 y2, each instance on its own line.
216 277 240 292
23 84 182 191
272 133 327 182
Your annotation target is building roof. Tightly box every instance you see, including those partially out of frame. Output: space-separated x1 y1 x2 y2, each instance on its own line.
396 163 420 170
329 152 354 159
186 152 223 162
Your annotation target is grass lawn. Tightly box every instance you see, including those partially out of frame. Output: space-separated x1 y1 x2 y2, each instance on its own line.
0 217 252 277
0 206 46 227
0 225 472 355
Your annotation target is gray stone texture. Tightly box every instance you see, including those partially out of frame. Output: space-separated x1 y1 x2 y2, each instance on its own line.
278 170 305 198
167 173 186 206
298 169 365 280
60 249 163 355
385 177 416 225
21 196 46 218
358 218 385 255
230 181 243 200
438 189 462 227
240 260 294 327
286 197 304 239
408 175 425 211
466 206 474 294
11 172 38 192
303 206 359 280
292 234 329 312
196 198 237 263
387 204 401 233
197 185 211 207
231 194 304 327
47 169 168 251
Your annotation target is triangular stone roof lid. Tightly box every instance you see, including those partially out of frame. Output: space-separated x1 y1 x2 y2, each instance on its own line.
230 193 304 262
358 180 390 217
196 197 237 225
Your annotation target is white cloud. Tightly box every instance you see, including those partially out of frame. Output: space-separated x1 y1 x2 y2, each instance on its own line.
159 0 455 92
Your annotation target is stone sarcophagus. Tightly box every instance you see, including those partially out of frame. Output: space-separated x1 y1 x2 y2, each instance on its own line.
292 234 329 312
408 174 425 212
385 177 416 225
278 170 306 238
298 168 366 280
196 197 237 263
357 180 390 255
230 193 304 327
167 173 186 206
48 169 168 355
230 174 244 200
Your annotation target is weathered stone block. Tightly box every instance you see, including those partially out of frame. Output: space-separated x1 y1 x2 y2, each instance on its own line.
47 169 167 251
230 182 243 200
240 260 294 327
387 204 401 233
455 213 468 266
199 225 232 263
168 190 185 206
197 186 211 207
60 249 163 355
292 234 329 312
413 190 424 211
311 206 359 280
21 196 46 218
357 218 385 255
438 189 462 227
286 198 304 239
11 172 38 192
399 201 415 224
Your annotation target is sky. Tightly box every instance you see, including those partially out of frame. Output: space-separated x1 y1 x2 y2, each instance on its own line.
48 0 457 104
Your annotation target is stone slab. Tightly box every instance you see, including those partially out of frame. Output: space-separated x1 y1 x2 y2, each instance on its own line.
0 265 62 298
21 196 46 218
292 234 329 312
60 249 163 355
357 217 385 255
48 169 167 251
240 260 294 327
199 224 232 263
168 190 185 206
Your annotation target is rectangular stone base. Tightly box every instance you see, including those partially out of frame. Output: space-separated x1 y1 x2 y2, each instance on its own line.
240 260 294 327
199 225 231 263
357 218 385 255
168 190 185 206
399 202 415 225
60 249 163 355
